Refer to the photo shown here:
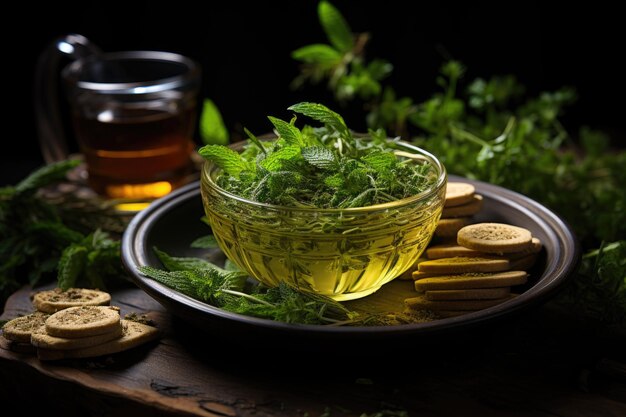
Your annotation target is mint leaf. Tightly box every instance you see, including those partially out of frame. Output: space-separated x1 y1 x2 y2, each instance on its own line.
190 235 219 249
291 44 342 65
288 102 350 139
15 159 80 195
153 246 228 274
243 127 267 155
57 244 88 290
198 145 251 177
318 0 354 53
301 146 337 169
200 99 229 145
260 145 302 171
362 150 397 170
267 116 303 146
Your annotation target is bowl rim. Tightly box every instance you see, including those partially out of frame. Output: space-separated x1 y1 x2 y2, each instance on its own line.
201 138 447 213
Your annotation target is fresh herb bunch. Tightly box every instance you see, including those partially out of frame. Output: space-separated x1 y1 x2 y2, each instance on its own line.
140 246 429 326
0 160 125 306
293 0 626 324
198 102 437 209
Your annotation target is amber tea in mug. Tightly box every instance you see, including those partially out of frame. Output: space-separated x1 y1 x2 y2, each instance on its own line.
62 50 200 200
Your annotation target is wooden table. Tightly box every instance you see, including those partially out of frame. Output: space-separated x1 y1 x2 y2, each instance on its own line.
1 283 625 417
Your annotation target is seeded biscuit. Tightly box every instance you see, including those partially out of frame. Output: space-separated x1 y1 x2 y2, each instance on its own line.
31 322 124 350
417 256 510 274
434 217 471 238
444 182 476 207
414 270 528 291
404 294 512 311
0 335 36 353
425 287 511 301
33 288 111 314
426 243 486 259
441 195 483 218
457 223 533 254
38 320 160 361
45 306 121 339
1 311 49 343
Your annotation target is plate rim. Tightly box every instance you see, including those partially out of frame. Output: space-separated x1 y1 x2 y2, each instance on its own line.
121 176 580 337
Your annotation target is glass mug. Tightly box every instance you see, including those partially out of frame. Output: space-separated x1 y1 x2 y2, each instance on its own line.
35 34 201 204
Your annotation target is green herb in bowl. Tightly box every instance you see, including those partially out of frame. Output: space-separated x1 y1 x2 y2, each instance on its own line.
199 102 446 300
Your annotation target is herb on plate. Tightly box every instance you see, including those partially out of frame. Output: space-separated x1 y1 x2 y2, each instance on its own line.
139 245 432 326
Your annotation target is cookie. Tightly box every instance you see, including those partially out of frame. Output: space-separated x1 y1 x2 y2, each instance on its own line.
45 306 121 339
412 270 452 280
404 294 513 311
31 322 124 350
417 257 510 274
33 288 111 314
434 218 471 238
426 243 486 259
37 320 160 361
504 238 543 260
1 311 49 343
0 335 36 354
444 182 476 207
414 270 528 291
441 195 483 218
457 223 533 254
424 287 511 301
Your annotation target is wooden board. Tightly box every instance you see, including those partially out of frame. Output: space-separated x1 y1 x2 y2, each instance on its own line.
1 283 625 417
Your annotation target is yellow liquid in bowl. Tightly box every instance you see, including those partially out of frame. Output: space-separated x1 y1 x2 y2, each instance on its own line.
202 184 444 301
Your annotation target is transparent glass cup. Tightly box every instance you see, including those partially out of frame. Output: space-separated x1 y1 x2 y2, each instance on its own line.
201 140 447 301
35 34 201 203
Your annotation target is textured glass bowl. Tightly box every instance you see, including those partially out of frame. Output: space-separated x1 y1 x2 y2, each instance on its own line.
200 140 446 301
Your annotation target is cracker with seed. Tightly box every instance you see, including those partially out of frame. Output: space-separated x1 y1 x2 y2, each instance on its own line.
33 288 111 314
45 306 120 339
405 294 513 311
417 256 510 274
1 311 49 343
414 270 528 291
441 195 483 218
31 323 124 350
457 223 533 254
38 320 160 361
434 217 471 238
425 287 511 301
444 182 476 207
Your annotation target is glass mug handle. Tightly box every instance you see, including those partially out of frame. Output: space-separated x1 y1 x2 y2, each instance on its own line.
34 34 101 163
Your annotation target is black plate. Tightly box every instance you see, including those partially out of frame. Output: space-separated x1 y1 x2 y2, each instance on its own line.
121 176 579 349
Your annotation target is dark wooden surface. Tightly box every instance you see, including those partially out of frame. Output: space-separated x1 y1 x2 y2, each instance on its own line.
1 282 625 417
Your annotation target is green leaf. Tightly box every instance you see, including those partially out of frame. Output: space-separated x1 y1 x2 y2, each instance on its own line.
291 44 342 64
15 159 81 195
153 246 227 274
190 235 219 249
288 102 350 139
244 127 267 155
301 146 337 169
198 145 250 177
260 145 302 171
318 0 354 53
57 244 88 290
362 150 397 170
267 116 304 146
199 99 229 145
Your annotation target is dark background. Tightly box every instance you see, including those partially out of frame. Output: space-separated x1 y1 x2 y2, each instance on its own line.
3 0 624 185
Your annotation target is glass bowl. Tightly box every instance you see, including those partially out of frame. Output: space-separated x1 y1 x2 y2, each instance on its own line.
200 140 446 301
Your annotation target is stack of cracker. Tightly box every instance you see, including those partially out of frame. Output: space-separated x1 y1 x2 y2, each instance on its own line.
1 288 159 360
406 220 542 317
433 182 483 240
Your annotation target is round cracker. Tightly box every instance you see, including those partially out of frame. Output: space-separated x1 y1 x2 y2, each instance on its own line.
445 182 476 207
33 288 111 314
457 223 533 254
31 322 124 350
45 306 120 339
441 195 483 218
2 312 49 343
